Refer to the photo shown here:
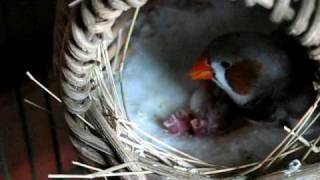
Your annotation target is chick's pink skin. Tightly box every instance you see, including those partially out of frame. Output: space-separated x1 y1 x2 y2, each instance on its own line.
163 111 210 136
163 105 230 136
163 83 234 136
163 110 193 135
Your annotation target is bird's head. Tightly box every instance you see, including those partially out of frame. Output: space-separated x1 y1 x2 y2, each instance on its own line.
189 54 262 104
189 33 291 106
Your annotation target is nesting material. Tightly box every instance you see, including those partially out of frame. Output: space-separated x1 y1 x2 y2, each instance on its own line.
122 0 285 166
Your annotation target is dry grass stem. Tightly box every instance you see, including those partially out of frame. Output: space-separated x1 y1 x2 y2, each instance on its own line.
24 99 53 114
26 71 62 103
68 0 83 7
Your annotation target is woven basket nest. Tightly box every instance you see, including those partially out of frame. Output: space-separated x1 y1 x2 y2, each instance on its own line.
52 0 320 179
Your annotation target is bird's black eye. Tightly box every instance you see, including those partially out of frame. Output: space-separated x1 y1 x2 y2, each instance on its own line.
221 61 232 69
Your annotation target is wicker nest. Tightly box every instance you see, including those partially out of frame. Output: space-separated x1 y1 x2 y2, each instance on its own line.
52 0 320 179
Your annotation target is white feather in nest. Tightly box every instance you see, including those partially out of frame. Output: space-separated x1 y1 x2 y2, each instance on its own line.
121 0 286 166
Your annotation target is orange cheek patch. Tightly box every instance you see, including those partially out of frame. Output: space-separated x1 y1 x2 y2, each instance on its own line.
226 60 262 95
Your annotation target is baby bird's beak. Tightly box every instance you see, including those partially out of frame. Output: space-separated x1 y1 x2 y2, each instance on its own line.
189 56 214 80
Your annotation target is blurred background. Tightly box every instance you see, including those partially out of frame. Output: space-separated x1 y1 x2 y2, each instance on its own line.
0 0 78 179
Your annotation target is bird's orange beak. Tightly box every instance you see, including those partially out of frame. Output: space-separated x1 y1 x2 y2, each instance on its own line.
189 56 213 80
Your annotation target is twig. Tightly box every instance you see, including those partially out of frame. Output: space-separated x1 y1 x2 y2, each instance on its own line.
68 0 84 7
26 71 96 129
72 161 102 172
24 99 53 114
242 96 320 175
132 124 213 166
264 97 320 168
303 135 320 161
49 161 152 179
119 8 140 73
72 161 107 180
26 71 62 103
284 126 319 153
118 7 141 121
93 171 152 178
204 139 312 175
75 114 96 130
